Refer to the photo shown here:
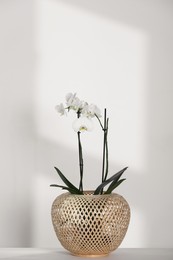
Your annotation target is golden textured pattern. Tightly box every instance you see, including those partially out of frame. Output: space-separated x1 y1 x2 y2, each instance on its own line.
51 191 130 257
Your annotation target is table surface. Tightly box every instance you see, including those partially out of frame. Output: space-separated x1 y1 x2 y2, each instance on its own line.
0 248 173 260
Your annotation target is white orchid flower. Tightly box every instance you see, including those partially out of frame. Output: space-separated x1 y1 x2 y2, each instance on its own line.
65 93 80 110
66 93 89 113
79 100 88 110
66 93 76 105
55 103 66 116
82 104 102 118
72 117 93 132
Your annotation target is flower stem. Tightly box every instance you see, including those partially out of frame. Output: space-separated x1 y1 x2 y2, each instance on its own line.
77 132 83 192
95 114 104 130
95 109 109 194
77 111 83 193
104 118 109 182
101 109 108 189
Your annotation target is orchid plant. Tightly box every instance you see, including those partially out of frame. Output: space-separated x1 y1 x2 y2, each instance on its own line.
51 93 128 195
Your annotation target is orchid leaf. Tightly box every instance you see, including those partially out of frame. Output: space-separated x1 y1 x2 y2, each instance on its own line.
54 167 82 194
50 184 82 194
94 167 128 195
104 178 126 194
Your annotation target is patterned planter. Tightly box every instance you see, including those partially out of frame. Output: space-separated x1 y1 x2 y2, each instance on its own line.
51 191 130 257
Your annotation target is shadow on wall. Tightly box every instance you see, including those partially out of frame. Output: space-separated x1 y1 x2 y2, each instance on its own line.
53 0 173 247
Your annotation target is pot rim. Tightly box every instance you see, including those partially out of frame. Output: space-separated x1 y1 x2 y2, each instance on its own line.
59 190 122 198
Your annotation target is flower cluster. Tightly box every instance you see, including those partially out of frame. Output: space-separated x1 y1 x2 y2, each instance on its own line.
55 93 101 132
51 93 128 195
56 93 101 118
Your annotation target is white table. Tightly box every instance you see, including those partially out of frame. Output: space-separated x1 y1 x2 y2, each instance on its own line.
0 248 172 260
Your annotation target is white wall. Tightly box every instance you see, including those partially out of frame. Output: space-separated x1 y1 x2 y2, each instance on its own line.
0 0 173 248
0 0 35 247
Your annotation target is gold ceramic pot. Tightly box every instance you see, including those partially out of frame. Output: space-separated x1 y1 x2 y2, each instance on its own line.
51 191 130 257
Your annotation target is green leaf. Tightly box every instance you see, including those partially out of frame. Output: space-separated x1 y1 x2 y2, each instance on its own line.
54 167 82 194
50 184 82 194
94 167 128 195
104 179 126 194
